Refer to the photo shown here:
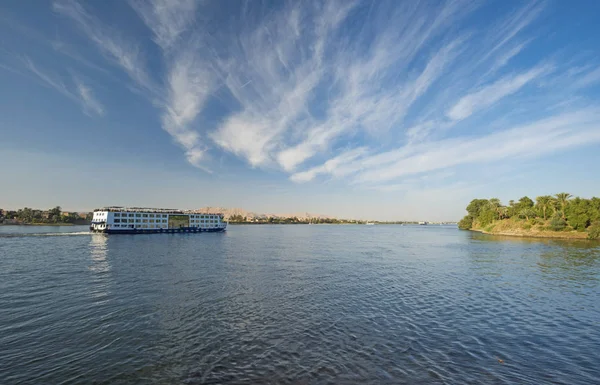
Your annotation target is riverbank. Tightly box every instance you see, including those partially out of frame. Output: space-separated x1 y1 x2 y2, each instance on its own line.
470 226 589 239
469 217 593 240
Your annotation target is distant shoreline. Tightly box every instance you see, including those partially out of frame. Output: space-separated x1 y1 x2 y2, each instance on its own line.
0 223 77 226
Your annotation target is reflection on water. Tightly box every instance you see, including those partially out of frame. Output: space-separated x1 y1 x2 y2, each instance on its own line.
89 234 109 273
88 234 111 301
469 231 600 286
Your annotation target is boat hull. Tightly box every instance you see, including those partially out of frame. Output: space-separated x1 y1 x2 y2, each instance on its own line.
90 227 226 234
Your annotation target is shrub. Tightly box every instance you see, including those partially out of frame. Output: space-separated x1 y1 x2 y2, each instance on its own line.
458 216 473 230
588 222 600 240
521 223 532 230
478 209 497 227
549 215 567 231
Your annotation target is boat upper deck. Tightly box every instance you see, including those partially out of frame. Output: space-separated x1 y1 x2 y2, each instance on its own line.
94 207 223 216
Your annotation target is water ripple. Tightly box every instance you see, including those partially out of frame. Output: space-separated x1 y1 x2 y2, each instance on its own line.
1 225 599 384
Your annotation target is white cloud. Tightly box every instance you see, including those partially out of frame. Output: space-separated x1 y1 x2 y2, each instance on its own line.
354 109 600 184
128 0 197 51
74 78 104 116
477 1 544 66
446 65 550 121
290 147 368 183
47 0 600 184
22 57 104 116
161 48 214 168
288 108 600 187
571 67 600 89
53 0 158 97
209 1 353 169
56 0 213 168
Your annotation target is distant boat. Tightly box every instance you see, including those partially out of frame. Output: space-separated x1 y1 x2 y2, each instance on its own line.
418 221 428 225
366 222 375 225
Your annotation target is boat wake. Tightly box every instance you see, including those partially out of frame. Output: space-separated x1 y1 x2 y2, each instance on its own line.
0 231 92 238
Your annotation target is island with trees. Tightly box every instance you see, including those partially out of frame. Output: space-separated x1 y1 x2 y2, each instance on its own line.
458 193 600 240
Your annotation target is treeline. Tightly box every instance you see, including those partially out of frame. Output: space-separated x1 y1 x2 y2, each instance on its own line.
228 215 375 224
0 206 92 224
458 193 600 239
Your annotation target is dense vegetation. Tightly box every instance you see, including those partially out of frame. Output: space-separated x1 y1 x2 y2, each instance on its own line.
0 207 92 225
458 193 600 240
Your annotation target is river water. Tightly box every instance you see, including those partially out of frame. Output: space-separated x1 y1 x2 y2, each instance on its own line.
1 224 599 384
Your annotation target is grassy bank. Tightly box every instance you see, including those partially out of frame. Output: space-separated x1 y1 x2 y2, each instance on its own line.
470 218 590 239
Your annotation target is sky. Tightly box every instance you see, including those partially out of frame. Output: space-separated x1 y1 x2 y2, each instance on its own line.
1 0 600 221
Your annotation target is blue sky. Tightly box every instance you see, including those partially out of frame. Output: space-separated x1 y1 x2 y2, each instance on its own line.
1 0 600 221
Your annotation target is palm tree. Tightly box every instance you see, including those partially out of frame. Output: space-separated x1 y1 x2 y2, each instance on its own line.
535 195 553 220
555 193 572 219
519 208 537 221
488 198 502 220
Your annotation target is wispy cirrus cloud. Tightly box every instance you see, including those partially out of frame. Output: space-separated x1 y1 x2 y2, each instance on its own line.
55 0 212 168
53 0 158 97
210 1 357 170
22 57 104 116
129 0 212 169
74 78 104 115
446 64 550 121
44 0 600 185
293 108 600 186
128 0 197 51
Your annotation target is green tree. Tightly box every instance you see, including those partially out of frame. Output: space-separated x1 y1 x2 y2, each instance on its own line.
588 221 600 240
458 216 473 230
17 207 34 222
555 193 572 219
48 206 62 223
535 195 554 220
565 197 591 231
507 200 517 217
478 207 497 226
487 198 504 220
549 213 567 231
519 208 537 221
466 199 489 218
517 196 534 210
589 197 600 223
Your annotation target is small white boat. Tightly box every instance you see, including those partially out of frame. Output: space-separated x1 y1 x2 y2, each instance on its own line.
366 222 375 225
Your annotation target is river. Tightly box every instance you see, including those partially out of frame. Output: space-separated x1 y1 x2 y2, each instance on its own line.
1 224 599 384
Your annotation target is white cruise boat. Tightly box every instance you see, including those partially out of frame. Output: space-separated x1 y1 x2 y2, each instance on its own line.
90 207 227 234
